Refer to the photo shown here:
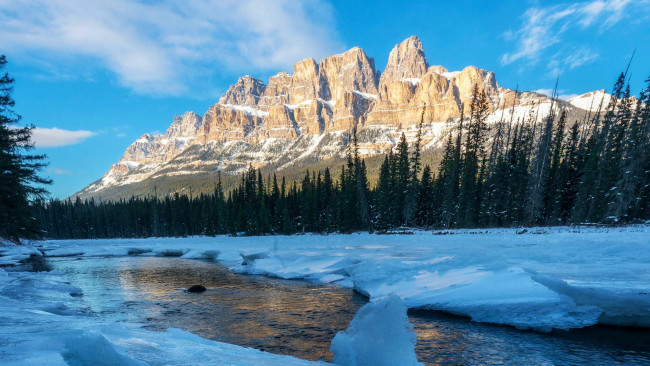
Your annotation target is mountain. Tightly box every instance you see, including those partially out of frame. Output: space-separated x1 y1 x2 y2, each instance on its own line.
76 36 600 201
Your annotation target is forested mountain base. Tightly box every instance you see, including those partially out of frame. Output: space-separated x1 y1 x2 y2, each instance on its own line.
38 73 650 239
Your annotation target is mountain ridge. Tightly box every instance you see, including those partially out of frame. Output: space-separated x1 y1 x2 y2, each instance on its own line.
76 36 602 201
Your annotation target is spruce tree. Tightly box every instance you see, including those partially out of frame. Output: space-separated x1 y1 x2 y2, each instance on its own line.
458 86 489 227
395 133 410 226
635 77 650 218
352 127 372 231
527 85 558 225
543 109 567 224
414 165 435 227
555 121 582 223
375 154 394 230
404 105 425 225
436 109 464 228
0 55 51 241
321 167 336 232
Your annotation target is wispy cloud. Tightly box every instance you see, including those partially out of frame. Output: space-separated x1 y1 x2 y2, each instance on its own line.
558 93 580 101
31 127 97 147
545 47 601 78
0 0 343 96
501 0 644 73
47 167 72 175
501 6 576 66
533 88 579 101
565 47 599 70
579 0 632 28
534 88 556 96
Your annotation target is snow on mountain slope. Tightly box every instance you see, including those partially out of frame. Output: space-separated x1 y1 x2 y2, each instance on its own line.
568 90 612 112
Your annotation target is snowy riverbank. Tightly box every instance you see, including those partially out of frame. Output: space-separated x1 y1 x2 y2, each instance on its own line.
0 247 332 365
37 226 650 330
1 226 649 364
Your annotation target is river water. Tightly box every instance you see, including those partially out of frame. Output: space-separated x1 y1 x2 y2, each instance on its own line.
49 256 650 365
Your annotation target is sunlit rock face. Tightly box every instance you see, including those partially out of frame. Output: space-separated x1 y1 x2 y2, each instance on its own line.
380 35 429 87
365 38 500 129
218 75 266 107
79 35 585 199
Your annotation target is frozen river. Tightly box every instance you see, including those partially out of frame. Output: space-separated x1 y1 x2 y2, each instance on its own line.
49 255 650 365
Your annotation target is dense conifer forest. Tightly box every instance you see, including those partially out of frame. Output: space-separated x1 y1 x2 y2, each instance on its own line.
38 71 650 239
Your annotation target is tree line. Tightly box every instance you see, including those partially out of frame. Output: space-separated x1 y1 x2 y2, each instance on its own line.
37 70 650 239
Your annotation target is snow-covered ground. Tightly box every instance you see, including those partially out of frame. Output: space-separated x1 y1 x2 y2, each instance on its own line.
1 226 649 364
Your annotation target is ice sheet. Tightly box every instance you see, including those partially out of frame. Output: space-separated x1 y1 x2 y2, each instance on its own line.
1 226 649 365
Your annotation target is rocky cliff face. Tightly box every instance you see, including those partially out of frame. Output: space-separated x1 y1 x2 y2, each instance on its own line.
78 36 594 199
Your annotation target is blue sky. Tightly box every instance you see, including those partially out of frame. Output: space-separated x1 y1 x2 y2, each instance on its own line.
1 0 648 198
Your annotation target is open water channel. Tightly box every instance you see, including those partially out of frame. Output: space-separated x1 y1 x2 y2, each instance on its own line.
49 256 650 365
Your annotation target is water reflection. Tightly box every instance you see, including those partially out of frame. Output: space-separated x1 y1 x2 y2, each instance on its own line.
410 309 650 365
51 256 366 362
49 256 650 365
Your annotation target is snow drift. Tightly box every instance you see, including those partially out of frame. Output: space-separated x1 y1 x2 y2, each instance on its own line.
330 294 421 366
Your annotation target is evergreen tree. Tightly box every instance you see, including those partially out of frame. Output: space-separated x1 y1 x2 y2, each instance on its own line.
414 165 435 227
374 154 394 230
505 120 534 225
395 133 410 226
320 167 336 232
527 85 558 225
404 105 425 225
436 108 464 228
0 55 51 241
352 127 372 231
542 109 567 224
555 121 582 223
458 86 489 227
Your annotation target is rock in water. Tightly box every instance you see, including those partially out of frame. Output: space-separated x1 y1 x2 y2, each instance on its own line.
187 285 206 293
330 294 422 366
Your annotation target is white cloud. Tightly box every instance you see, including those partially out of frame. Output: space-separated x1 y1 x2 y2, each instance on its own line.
48 167 72 175
0 0 343 95
545 47 600 78
534 88 579 100
558 93 580 101
534 88 555 97
500 5 576 66
501 0 643 70
534 88 580 101
565 48 599 70
31 127 97 147
580 0 632 28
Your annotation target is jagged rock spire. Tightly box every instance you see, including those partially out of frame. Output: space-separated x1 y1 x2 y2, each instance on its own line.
218 75 266 107
380 36 429 87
